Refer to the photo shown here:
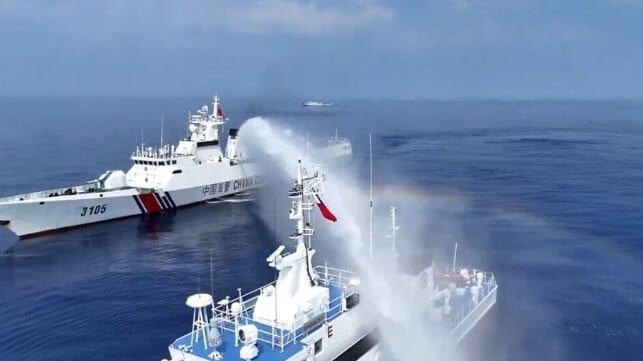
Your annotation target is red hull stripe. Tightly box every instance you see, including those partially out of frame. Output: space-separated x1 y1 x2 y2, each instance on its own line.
139 193 161 213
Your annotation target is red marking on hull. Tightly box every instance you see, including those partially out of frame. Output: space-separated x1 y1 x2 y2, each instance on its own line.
138 193 161 213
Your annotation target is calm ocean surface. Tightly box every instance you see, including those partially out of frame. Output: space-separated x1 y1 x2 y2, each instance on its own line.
0 98 642 361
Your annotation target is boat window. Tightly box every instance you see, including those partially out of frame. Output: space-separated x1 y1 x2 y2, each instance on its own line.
173 160 177 165
172 169 182 174
345 293 360 309
314 339 322 354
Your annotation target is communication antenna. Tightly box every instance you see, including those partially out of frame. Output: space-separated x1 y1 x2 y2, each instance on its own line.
210 249 215 314
273 192 278 324
140 125 144 154
390 206 399 265
161 113 164 149
369 133 374 260
452 242 458 272
187 111 191 140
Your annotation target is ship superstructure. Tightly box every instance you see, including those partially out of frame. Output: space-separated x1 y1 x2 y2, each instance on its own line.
0 95 259 249
312 129 352 162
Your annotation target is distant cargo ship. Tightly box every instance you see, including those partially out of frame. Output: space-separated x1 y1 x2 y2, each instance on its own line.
302 100 333 107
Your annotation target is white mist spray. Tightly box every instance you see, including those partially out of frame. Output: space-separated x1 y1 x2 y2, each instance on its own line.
238 117 466 361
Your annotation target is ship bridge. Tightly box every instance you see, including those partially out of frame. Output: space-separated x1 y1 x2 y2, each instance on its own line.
131 144 179 166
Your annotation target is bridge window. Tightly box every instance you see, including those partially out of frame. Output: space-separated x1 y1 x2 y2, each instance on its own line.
314 339 322 354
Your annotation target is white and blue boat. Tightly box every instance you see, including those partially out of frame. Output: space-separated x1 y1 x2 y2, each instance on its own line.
163 160 375 361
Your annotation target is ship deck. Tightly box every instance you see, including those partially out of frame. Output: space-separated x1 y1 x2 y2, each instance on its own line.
0 183 135 204
171 281 348 361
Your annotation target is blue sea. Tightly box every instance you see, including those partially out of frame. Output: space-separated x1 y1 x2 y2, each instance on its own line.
0 98 642 361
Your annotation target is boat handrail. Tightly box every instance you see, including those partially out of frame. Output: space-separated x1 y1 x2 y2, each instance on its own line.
205 264 358 351
131 144 177 160
0 182 103 203
443 271 497 331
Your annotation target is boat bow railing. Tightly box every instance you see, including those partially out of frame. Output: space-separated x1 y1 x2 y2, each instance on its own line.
203 264 360 353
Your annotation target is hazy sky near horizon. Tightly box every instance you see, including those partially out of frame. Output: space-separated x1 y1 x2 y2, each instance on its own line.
0 0 641 99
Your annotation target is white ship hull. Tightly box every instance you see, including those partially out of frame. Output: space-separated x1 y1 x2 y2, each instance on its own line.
302 101 332 107
0 164 259 241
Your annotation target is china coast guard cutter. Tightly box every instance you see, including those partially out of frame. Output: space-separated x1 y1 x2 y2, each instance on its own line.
163 159 374 361
0 95 259 244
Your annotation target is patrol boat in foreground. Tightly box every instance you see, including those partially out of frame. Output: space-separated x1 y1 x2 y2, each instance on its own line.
0 95 259 245
161 158 498 361
163 159 374 361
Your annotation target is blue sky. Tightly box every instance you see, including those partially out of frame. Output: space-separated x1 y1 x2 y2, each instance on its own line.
0 0 641 99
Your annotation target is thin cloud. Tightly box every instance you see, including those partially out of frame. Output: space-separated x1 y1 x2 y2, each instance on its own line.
0 0 393 38
216 0 394 36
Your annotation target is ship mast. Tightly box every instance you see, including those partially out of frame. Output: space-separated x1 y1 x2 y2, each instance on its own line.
288 159 323 286
369 133 374 260
390 206 399 265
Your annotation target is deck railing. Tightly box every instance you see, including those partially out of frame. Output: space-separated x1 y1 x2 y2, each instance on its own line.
0 182 101 203
445 272 497 331
207 264 358 352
